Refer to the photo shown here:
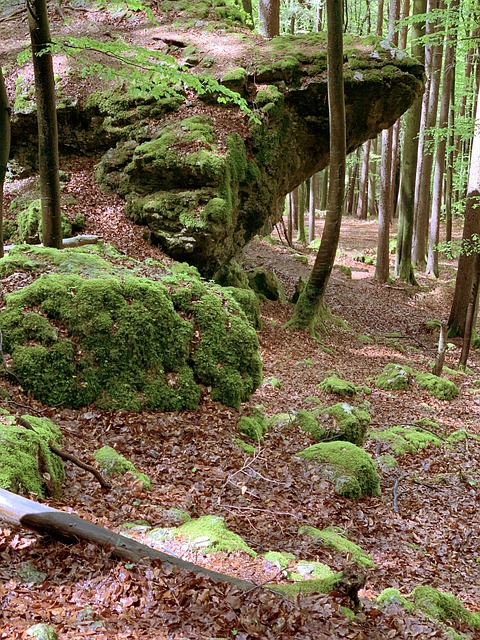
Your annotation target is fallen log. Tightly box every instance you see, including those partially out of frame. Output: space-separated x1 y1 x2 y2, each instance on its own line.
4 235 101 252
0 488 256 590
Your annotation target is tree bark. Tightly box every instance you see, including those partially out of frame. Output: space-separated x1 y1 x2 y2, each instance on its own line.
395 0 425 283
0 67 11 259
287 0 345 332
448 78 480 338
258 0 280 37
426 1 457 277
308 173 316 243
412 0 444 269
27 0 63 249
356 140 370 220
375 126 393 282
0 487 256 590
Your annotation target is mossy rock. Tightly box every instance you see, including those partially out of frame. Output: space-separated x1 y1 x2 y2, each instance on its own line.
213 258 250 289
370 424 443 455
223 286 262 330
293 409 327 441
238 412 269 442
0 247 262 410
318 402 371 447
411 586 480 629
174 515 256 556
377 588 414 611
26 623 59 640
263 550 296 569
375 363 414 391
415 373 459 400
269 563 342 595
318 375 371 398
0 411 64 498
15 198 72 244
94 446 151 489
246 267 286 302
296 441 381 499
299 525 374 568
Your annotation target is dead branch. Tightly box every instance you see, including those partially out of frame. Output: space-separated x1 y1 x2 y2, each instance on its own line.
392 473 406 513
0 487 257 590
16 416 111 491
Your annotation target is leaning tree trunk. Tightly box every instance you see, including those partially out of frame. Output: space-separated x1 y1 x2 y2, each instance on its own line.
395 0 426 283
27 0 63 249
0 488 256 590
448 79 480 339
0 67 11 259
426 2 457 277
287 0 345 332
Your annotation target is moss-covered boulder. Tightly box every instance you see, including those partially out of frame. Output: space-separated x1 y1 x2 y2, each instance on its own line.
296 441 381 499
238 411 269 442
375 363 414 391
415 373 459 400
0 411 64 497
15 198 72 244
270 563 343 595
318 375 371 398
293 403 370 446
411 586 480 630
299 525 374 568
0 246 262 410
171 515 256 556
94 446 151 489
246 267 286 301
370 423 443 455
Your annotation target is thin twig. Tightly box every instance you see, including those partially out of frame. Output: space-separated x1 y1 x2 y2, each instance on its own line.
48 441 112 491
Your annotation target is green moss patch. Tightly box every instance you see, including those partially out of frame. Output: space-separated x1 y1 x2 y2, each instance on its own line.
411 586 480 629
293 409 326 441
0 248 262 410
375 363 414 391
270 563 342 595
370 424 443 455
299 525 374 568
246 267 286 302
0 412 64 498
174 515 256 556
318 375 371 398
94 446 151 489
296 441 381 499
415 373 459 400
318 402 371 446
238 411 269 442
263 550 296 569
15 198 72 244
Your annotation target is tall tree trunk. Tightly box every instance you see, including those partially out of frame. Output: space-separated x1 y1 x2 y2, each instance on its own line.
426 1 458 277
377 0 384 35
308 173 316 243
395 0 426 283
290 188 299 231
319 167 329 210
297 182 306 243
27 0 63 249
375 126 393 282
412 0 444 269
356 140 371 220
346 148 360 216
0 67 11 259
258 0 280 37
448 79 480 338
287 0 345 332
368 135 379 215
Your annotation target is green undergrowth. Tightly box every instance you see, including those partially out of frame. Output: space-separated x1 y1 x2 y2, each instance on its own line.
94 446 151 489
0 246 262 410
296 441 381 498
299 525 375 568
0 410 64 497
370 421 444 456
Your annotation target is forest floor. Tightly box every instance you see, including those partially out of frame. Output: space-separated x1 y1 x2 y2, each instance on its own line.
1 156 480 640
1 4 480 640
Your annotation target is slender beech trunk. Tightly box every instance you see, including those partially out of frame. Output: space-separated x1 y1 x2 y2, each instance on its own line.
258 0 280 37
412 0 444 268
448 80 480 338
319 167 329 210
395 0 426 283
346 148 360 216
356 140 371 220
287 0 345 332
376 127 393 282
27 0 63 249
0 68 11 258
368 135 379 215
297 182 306 243
426 2 458 277
290 187 299 231
308 173 316 243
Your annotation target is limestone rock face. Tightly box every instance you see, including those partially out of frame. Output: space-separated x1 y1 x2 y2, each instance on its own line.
10 22 424 277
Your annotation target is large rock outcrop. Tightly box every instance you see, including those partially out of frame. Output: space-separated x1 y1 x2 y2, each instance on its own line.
8 2 424 277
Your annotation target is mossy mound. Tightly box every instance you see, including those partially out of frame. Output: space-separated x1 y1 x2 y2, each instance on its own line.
238 412 269 442
411 586 480 630
296 441 381 499
293 409 327 441
174 515 256 556
375 363 414 391
0 411 64 498
370 423 443 455
94 446 151 489
415 373 459 400
269 563 342 595
246 267 286 302
299 525 375 568
0 247 262 410
15 198 72 244
318 375 371 398
319 402 371 447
